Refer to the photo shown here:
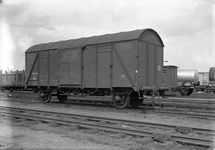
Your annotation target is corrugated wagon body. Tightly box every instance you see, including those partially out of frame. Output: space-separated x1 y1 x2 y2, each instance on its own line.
25 28 165 108
163 65 178 90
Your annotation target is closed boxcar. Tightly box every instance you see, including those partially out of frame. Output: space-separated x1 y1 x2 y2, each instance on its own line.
25 28 167 108
163 65 178 92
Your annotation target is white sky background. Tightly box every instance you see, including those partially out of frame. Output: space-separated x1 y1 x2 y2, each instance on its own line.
0 0 214 72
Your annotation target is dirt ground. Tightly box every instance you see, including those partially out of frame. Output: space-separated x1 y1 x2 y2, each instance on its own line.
0 93 214 150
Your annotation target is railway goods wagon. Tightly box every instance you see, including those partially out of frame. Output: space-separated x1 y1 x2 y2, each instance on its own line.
162 67 199 96
177 70 199 85
163 65 178 92
25 28 167 108
0 70 25 91
177 70 199 95
196 71 215 93
208 67 215 93
209 67 215 81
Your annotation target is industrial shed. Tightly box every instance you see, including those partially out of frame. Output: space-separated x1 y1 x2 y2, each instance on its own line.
25 28 165 108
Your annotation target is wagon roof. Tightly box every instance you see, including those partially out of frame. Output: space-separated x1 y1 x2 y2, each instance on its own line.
26 28 164 53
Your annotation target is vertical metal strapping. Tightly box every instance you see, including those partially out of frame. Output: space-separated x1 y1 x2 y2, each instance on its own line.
155 45 157 85
110 44 113 90
81 47 84 88
134 41 138 90
47 51 49 88
38 52 40 88
25 53 38 88
146 43 148 85
96 46 98 89
22 70 25 87
25 53 27 86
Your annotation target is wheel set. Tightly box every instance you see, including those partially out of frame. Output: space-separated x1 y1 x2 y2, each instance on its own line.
38 90 143 109
112 92 143 109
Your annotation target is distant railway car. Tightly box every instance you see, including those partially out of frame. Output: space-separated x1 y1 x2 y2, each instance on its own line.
162 67 199 96
177 70 199 85
177 70 199 95
25 28 167 108
0 70 25 91
207 67 215 93
209 67 215 81
163 65 178 92
195 68 215 93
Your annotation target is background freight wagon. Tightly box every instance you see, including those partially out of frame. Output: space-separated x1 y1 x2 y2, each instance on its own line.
0 70 25 91
25 28 166 108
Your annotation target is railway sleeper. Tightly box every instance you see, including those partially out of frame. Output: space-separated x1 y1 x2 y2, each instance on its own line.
175 127 193 134
152 133 171 143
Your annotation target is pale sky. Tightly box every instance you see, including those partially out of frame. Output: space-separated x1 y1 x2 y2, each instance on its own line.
0 0 214 72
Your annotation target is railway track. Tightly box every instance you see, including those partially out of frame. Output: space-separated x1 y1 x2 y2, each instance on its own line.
0 105 214 147
0 94 215 120
147 108 215 119
143 97 215 111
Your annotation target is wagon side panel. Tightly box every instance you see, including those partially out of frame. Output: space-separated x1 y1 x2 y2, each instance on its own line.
49 50 59 86
83 46 96 87
97 45 111 88
147 44 156 86
59 49 71 85
59 48 82 86
39 51 48 86
138 41 147 87
112 42 136 88
156 46 163 86
25 52 38 86
70 48 82 85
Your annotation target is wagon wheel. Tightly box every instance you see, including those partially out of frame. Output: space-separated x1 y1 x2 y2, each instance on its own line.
129 92 143 108
112 94 130 109
57 91 68 103
159 90 165 96
39 92 52 103
186 89 193 96
179 89 186 96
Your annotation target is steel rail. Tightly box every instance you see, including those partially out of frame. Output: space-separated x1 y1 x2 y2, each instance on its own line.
0 105 214 133
1 110 214 147
168 97 215 101
143 102 215 111
0 106 214 147
144 98 215 104
0 97 215 120
149 108 215 119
